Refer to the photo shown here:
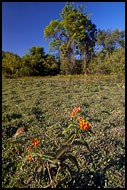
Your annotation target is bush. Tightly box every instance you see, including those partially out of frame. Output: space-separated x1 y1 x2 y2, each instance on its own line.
2 51 25 78
2 49 60 78
88 48 125 75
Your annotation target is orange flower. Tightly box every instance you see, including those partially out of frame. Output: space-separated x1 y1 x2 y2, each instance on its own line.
77 116 83 120
80 120 85 127
31 138 39 147
80 120 91 130
85 121 91 128
78 107 81 111
71 112 74 118
27 146 32 150
73 107 81 114
28 154 32 160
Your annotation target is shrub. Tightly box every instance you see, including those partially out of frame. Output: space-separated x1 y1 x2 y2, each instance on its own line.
88 48 125 75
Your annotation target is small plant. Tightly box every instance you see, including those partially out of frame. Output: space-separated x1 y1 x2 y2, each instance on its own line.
68 74 72 83
20 106 94 188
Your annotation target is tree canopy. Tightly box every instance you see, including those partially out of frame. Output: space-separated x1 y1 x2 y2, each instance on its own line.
97 28 125 53
44 3 97 74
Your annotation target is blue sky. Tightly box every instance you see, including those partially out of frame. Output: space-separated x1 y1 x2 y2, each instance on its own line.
2 2 125 57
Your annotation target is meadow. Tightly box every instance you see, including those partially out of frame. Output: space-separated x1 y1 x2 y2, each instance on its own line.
2 74 125 188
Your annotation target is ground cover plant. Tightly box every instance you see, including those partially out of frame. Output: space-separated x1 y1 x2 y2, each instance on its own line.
2 74 125 188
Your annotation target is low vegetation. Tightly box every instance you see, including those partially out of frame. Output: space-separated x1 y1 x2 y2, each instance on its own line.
2 74 125 188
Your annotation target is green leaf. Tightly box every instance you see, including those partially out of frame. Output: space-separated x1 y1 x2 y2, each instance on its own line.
57 133 66 138
72 140 90 151
72 140 84 146
22 152 58 165
65 132 75 144
62 154 80 172
37 166 43 173
42 154 59 164
42 154 55 159
55 145 70 159
31 152 41 157
30 152 55 160
62 124 76 134
42 157 59 164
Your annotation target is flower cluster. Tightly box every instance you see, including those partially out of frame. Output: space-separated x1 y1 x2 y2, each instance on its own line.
27 146 32 150
80 120 91 130
31 138 39 147
73 107 81 113
69 107 81 118
68 107 91 130
27 138 39 163
77 116 83 120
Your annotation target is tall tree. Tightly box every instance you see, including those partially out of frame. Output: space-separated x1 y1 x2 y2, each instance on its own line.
44 18 73 74
76 19 97 73
44 3 97 74
44 54 60 75
22 46 46 76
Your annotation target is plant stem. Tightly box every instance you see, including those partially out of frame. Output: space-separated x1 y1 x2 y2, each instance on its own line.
55 166 61 184
46 162 53 185
70 134 76 145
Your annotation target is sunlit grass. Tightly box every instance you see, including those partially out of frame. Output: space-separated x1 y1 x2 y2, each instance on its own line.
2 74 125 188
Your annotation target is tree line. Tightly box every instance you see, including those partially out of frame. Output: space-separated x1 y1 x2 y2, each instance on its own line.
2 3 125 78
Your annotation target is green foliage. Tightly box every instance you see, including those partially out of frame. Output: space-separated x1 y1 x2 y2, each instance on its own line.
55 145 71 159
2 51 25 78
44 4 124 76
7 105 92 188
88 48 125 75
2 47 60 78
61 153 80 172
22 46 47 76
44 2 97 75
18 105 92 187
62 124 76 134
44 19 61 39
44 54 60 75
97 28 125 53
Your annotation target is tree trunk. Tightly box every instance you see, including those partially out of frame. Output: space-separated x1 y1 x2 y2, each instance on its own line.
83 49 88 74
72 40 76 74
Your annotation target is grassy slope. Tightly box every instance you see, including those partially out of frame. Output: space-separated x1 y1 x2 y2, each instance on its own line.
2 74 125 188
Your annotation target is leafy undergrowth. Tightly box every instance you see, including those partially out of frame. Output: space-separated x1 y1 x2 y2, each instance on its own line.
2 74 125 188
